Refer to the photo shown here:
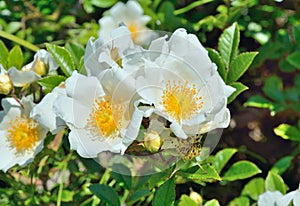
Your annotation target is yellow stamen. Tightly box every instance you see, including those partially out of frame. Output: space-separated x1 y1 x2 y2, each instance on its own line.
87 96 124 139
161 80 203 122
128 23 138 42
7 115 40 153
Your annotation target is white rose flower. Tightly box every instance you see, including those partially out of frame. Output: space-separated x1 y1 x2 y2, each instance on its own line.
0 96 47 172
53 71 144 158
135 28 236 138
8 49 58 87
85 26 143 77
257 191 284 206
275 184 300 206
98 1 154 45
30 83 66 134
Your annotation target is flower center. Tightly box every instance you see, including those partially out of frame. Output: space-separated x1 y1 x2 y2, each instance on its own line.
7 115 40 153
161 80 203 122
128 23 138 42
87 96 124 139
110 47 123 68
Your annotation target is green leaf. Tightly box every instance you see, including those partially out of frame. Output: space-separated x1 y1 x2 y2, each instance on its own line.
46 43 75 77
262 76 285 103
178 164 221 181
38 75 66 93
204 199 220 206
265 171 286 194
227 52 258 83
91 0 118 8
279 59 296 73
218 22 240 68
287 51 300 69
178 195 198 206
148 170 172 189
0 40 9 68
128 189 152 205
65 42 85 66
7 45 23 70
61 190 74 202
228 82 249 104
293 25 300 45
213 148 238 173
223 160 261 181
228 196 250 206
174 0 214 15
271 156 293 175
244 95 280 116
207 48 226 81
89 184 120 206
274 124 300 141
111 164 132 190
153 177 175 206
241 178 265 200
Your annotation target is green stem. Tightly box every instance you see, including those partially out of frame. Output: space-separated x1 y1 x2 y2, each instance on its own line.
0 30 39 52
238 146 268 164
174 0 213 15
56 152 73 206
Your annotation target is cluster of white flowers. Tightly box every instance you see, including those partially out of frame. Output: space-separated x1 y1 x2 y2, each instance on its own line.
0 2 235 172
258 184 300 206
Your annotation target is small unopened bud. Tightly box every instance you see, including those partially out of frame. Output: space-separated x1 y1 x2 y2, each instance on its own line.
189 190 202 205
33 60 48 76
144 131 163 153
0 73 13 95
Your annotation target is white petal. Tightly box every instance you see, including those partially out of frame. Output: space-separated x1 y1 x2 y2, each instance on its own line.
122 101 145 147
257 191 283 206
54 95 90 129
170 120 188 139
111 26 134 53
65 71 105 108
20 95 35 117
0 98 22 129
98 16 118 41
0 130 14 172
30 87 66 134
68 128 126 158
293 190 300 206
8 67 41 87
276 191 297 206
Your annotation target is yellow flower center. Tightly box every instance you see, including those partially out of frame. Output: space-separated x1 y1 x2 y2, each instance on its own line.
7 115 40 153
161 80 203 122
128 23 138 42
87 96 125 139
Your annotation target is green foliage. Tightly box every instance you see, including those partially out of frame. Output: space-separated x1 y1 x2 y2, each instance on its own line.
177 164 221 182
38 75 66 93
223 160 262 181
274 124 300 142
89 184 121 206
7 45 23 70
46 43 75 77
270 156 293 175
208 22 258 104
0 1 296 206
241 178 265 200
265 171 287 194
204 199 220 206
228 196 250 206
153 177 175 206
213 148 237 173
